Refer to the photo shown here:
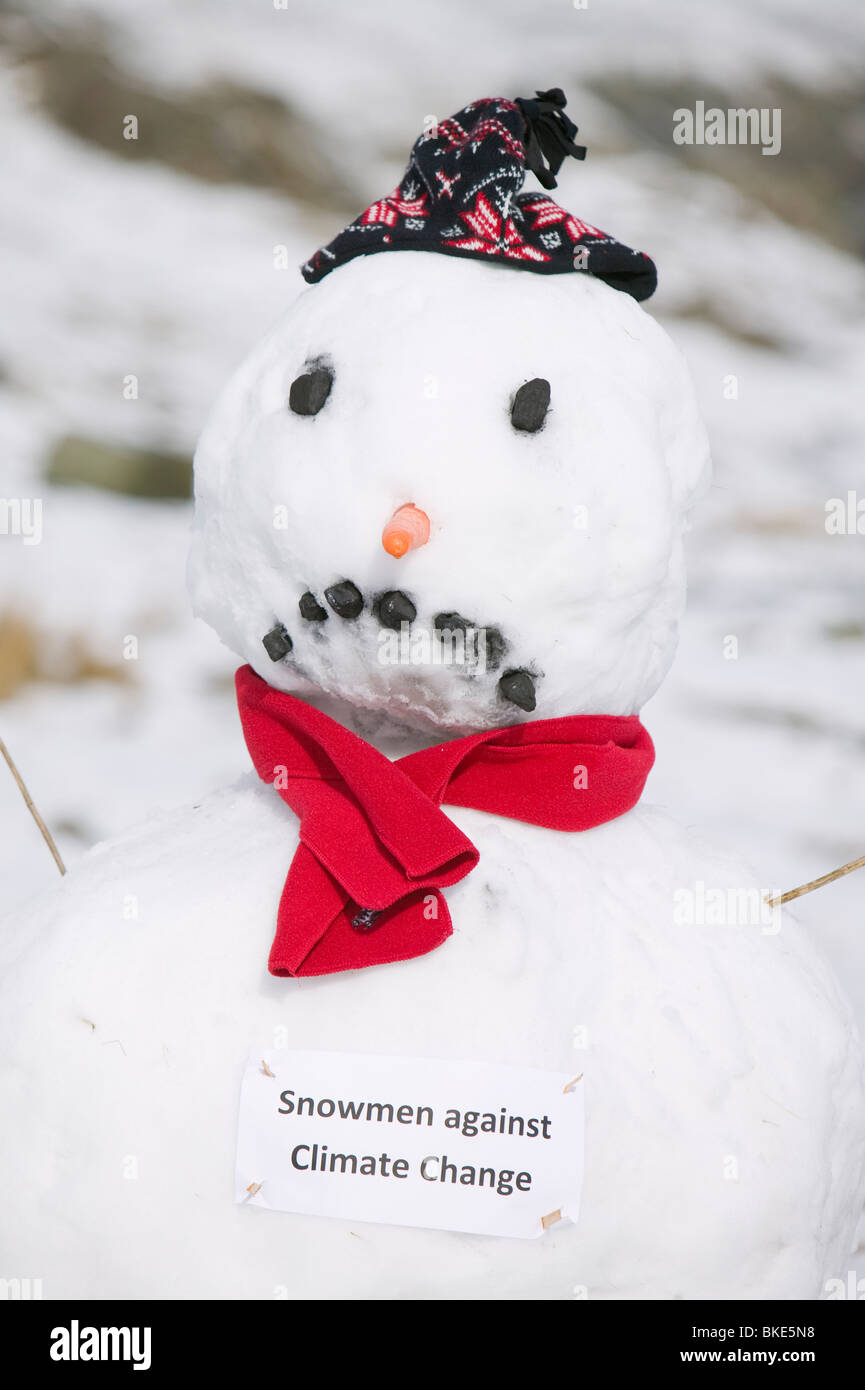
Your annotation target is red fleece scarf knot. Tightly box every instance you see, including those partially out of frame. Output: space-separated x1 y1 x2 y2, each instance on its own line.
236 665 654 977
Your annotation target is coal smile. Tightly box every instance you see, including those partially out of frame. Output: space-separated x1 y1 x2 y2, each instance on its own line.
262 581 538 711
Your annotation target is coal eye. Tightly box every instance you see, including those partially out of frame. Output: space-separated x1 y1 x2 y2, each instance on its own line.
289 366 333 416
510 378 550 433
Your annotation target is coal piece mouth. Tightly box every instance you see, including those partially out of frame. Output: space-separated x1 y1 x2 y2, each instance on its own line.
263 582 539 710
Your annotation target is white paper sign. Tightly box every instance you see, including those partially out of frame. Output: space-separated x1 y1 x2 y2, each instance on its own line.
236 1048 584 1239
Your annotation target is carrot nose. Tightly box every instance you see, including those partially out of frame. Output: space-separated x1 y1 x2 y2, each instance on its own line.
382 503 430 558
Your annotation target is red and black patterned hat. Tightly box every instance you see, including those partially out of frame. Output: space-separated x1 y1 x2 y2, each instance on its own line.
301 89 657 301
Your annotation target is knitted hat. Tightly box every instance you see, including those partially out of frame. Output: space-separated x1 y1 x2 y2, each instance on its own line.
301 89 657 301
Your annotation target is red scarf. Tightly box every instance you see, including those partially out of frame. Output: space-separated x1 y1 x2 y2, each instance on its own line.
236 665 654 977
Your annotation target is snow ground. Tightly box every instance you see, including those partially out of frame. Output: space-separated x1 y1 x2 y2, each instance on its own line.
1 4 864 1281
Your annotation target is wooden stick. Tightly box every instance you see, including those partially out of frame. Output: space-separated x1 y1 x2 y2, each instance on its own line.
0 735 66 876
765 853 865 908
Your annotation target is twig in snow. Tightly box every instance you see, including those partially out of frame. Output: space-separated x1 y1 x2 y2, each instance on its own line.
0 734 66 875
764 852 865 908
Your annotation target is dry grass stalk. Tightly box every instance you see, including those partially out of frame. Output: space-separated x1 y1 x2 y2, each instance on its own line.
765 853 865 908
0 735 66 875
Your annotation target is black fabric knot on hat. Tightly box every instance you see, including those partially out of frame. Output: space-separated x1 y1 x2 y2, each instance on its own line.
515 87 587 190
301 88 657 301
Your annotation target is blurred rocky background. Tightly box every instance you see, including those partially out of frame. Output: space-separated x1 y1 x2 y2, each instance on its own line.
1 0 864 1068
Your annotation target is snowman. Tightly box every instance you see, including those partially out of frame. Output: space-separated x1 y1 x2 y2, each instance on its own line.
2 90 863 1301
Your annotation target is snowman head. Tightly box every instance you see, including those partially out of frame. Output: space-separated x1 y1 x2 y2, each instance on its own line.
189 93 710 734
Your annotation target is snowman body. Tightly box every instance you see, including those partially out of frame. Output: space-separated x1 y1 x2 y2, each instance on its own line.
1 254 863 1298
1 775 862 1300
